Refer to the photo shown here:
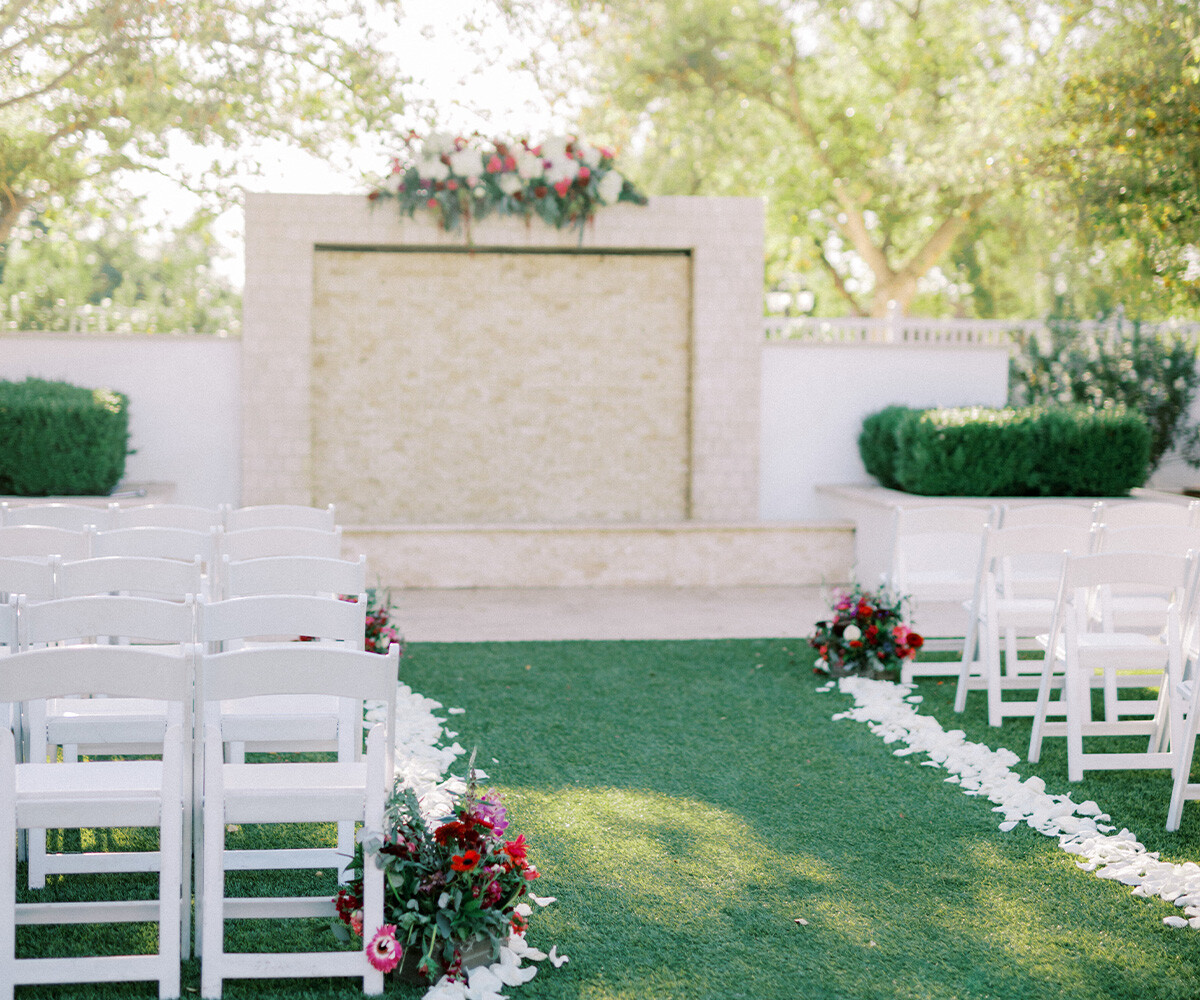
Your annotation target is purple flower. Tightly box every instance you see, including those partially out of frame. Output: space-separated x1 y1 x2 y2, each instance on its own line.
475 791 509 837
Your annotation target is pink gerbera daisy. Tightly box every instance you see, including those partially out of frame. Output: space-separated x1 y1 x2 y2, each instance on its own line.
366 924 402 973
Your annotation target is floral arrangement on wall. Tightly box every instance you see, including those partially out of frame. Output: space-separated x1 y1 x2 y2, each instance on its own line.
368 131 648 239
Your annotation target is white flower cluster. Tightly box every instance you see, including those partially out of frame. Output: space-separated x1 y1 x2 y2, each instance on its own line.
823 675 1200 931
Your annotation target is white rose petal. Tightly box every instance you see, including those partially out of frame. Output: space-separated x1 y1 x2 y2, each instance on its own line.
498 173 523 196
842 624 861 642
548 946 570 968
540 135 570 161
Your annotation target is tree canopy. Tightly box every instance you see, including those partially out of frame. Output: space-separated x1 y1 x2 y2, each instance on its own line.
497 0 1197 319
0 0 411 247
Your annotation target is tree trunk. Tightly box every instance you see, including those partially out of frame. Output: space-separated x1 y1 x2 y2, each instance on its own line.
0 191 31 250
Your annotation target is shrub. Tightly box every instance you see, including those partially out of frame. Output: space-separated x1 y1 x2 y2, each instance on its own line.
0 378 130 496
1009 317 1200 472
857 406 916 490
888 405 1150 497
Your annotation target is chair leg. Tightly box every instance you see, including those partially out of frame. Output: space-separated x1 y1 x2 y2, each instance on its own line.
1067 663 1086 783
953 610 980 713
361 726 385 997
1028 647 1060 763
986 618 1003 728
200 734 225 1000
159 737 184 999
0 733 16 1000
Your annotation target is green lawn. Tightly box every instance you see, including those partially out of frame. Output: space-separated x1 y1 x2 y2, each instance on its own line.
16 639 1200 998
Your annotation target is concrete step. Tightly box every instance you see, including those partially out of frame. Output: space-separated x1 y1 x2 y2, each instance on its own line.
343 521 854 588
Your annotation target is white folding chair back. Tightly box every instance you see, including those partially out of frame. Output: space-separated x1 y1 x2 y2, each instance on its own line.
218 525 344 563
58 555 205 600
998 502 1102 529
1092 525 1200 631
17 594 197 920
955 523 1097 725
197 643 397 999
0 555 58 600
887 505 991 681
195 594 368 881
110 502 222 532
0 501 113 531
0 525 91 561
91 526 219 598
222 503 337 532
1167 581 1200 829
1099 499 1200 529
1028 550 1191 781
220 553 367 600
0 643 189 998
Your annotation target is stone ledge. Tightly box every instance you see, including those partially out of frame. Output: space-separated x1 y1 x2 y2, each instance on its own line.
342 521 854 589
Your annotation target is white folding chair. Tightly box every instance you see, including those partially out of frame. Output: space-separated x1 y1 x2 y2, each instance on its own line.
218 525 344 564
0 555 58 601
220 553 367 601
18 596 197 894
196 594 367 878
92 526 219 598
110 503 222 532
1028 551 1191 781
997 502 1102 529
197 643 397 998
222 503 337 532
1099 499 1200 529
885 505 992 682
0 525 91 561
954 523 1097 725
0 643 189 999
0 501 114 531
58 555 205 601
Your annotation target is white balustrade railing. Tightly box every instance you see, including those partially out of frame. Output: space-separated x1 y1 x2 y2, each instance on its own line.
763 315 1200 347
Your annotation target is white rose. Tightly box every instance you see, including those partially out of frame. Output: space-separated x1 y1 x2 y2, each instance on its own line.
422 132 457 157
578 142 603 168
498 173 523 195
597 169 624 204
540 135 570 162
842 623 861 642
418 158 449 181
545 158 579 185
516 150 544 179
449 148 484 178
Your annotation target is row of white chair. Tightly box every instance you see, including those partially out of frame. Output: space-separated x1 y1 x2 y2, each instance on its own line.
0 636 398 999
0 552 367 603
0 524 346 599
888 500 1200 677
884 501 1200 830
0 501 337 533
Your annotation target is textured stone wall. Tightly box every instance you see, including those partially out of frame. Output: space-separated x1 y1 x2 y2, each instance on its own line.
310 249 691 523
243 194 762 522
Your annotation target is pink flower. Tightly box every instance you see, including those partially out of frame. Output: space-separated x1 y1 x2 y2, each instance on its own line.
486 154 503 173
366 924 401 973
577 166 591 182
553 177 571 197
350 909 364 936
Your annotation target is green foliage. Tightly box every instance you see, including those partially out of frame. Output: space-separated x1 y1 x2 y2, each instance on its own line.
0 205 240 334
0 0 411 247
1036 0 1200 313
0 378 130 496
1009 318 1200 470
891 405 1151 497
857 406 919 490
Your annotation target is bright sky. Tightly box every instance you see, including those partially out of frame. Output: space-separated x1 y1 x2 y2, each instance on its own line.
144 0 566 285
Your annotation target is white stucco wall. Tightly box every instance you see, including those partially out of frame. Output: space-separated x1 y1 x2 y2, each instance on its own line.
0 333 241 507
759 341 1012 520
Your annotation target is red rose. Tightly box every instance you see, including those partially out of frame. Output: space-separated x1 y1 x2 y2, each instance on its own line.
909 633 924 649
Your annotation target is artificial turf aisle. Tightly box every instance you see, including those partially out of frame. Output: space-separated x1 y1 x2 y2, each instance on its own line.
15 639 1200 998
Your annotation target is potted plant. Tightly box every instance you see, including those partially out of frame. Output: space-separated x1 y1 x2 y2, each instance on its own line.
808 583 924 679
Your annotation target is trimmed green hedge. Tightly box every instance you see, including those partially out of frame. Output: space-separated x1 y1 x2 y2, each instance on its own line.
861 404 1151 497
857 405 913 490
0 378 130 496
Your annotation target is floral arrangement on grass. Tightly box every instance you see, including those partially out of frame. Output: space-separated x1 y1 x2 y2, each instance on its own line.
363 586 403 655
334 762 540 983
808 583 924 677
368 131 648 239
